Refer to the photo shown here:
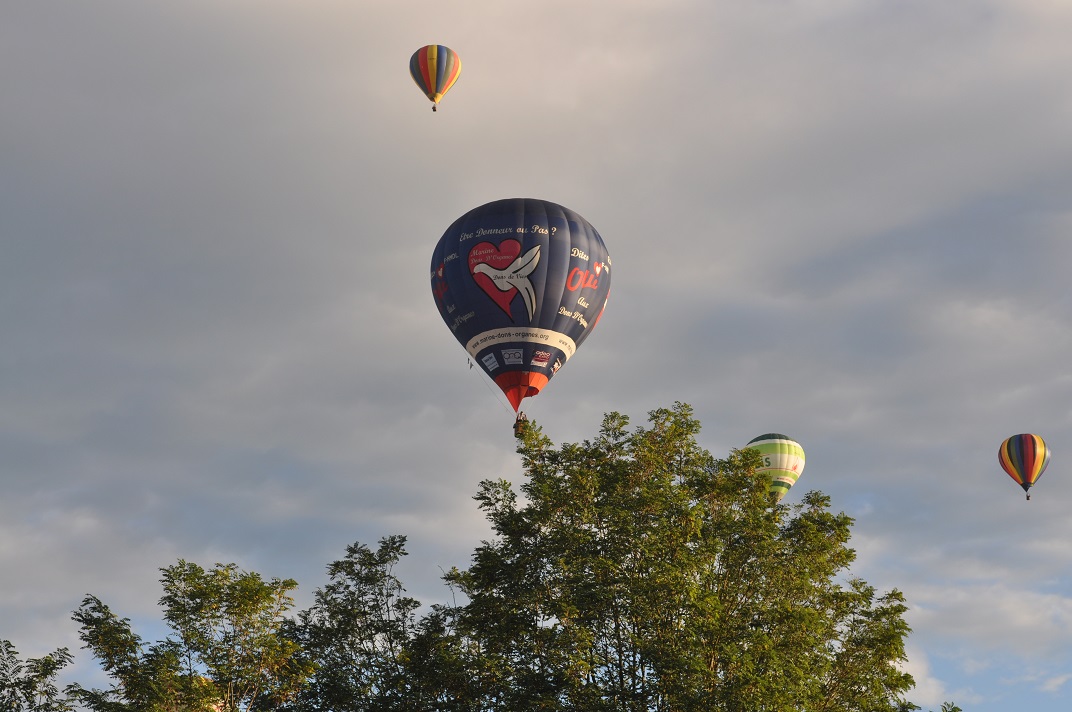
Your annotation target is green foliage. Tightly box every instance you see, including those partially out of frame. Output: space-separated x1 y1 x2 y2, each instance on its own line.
898 702 963 712
17 403 951 711
435 403 917 710
283 536 424 711
0 641 74 712
71 562 313 712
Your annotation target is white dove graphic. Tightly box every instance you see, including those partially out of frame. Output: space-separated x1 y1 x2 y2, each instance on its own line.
473 245 541 319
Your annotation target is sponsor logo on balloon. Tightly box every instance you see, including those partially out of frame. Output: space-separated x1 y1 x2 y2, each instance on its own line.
481 353 500 371
464 327 576 359
531 350 552 367
502 349 523 365
469 240 541 320
565 266 600 292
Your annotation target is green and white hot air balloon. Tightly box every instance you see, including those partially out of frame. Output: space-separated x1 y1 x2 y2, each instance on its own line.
746 433 805 502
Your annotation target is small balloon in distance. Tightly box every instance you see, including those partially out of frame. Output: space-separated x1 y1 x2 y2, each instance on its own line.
409 44 461 112
746 433 805 502
998 433 1050 501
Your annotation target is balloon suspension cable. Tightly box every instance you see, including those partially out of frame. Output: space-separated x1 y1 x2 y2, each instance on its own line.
468 358 515 415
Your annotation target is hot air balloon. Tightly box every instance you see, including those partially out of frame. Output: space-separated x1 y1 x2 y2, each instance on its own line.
999 433 1050 500
410 44 461 111
746 434 805 502
430 198 611 417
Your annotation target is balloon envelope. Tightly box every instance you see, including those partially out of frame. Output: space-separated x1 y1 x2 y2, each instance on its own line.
430 198 612 411
746 433 805 501
999 433 1050 498
409 45 461 108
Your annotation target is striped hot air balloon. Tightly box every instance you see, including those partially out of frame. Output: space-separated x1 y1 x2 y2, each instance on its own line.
746 433 805 502
409 45 461 111
998 433 1050 501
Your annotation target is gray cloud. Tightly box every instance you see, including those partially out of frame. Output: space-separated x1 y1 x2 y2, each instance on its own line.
2 2 1071 709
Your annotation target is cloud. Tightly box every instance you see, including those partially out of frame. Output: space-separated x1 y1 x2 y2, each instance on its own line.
1040 673 1072 694
2 3 1071 711
902 645 954 709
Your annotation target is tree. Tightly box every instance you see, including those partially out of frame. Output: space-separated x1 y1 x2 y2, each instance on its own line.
71 561 314 711
435 403 917 711
283 536 422 711
281 537 481 712
45 402 952 711
0 641 74 712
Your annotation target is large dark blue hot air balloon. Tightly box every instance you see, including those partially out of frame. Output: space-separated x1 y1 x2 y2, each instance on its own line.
430 198 612 414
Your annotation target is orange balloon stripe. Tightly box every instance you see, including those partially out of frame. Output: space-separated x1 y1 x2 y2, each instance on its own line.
440 53 461 96
493 371 549 412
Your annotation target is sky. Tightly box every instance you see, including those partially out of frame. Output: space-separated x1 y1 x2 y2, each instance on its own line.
2 1 1071 709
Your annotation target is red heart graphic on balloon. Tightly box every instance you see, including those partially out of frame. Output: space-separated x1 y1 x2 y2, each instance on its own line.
469 240 522 316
